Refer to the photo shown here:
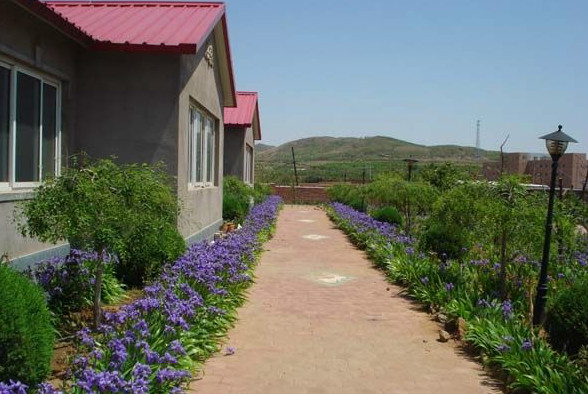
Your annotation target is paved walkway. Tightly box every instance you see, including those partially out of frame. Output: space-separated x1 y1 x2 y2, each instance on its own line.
189 205 499 394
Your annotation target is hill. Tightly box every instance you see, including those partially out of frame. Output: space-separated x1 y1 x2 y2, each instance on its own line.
255 143 275 153
256 136 499 164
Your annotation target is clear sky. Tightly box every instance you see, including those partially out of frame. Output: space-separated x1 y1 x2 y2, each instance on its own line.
225 0 588 154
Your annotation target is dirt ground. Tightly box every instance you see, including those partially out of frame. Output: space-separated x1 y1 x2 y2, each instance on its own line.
189 205 500 394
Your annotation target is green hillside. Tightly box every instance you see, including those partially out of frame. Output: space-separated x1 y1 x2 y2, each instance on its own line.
256 136 499 164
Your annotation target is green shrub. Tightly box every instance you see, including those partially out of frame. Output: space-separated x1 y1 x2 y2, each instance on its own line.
546 276 588 355
17 156 185 325
223 176 253 223
420 222 468 260
0 265 54 385
253 183 272 204
327 183 365 211
372 206 403 226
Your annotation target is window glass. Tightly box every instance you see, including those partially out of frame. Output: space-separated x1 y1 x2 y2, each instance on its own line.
195 110 203 183
0 66 9 182
205 117 214 183
42 83 57 179
16 72 41 182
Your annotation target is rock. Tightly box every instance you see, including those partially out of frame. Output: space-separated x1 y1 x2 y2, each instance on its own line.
436 313 448 324
457 317 467 339
386 287 390 291
438 329 451 342
576 225 587 236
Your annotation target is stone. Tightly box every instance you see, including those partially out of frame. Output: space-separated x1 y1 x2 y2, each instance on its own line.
438 329 451 342
457 317 467 339
436 313 448 324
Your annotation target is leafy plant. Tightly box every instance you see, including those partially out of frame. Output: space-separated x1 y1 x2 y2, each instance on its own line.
546 275 588 355
371 206 403 226
0 265 54 385
327 183 366 211
223 176 253 224
17 156 183 325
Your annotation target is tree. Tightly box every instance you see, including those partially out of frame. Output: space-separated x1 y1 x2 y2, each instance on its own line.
366 175 437 234
17 156 182 326
420 162 469 192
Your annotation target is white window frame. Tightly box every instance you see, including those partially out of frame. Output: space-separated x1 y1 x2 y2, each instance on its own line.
188 103 216 188
244 144 253 185
0 58 62 191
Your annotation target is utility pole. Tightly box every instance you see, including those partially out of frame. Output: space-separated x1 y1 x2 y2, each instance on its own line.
476 120 481 159
291 146 299 187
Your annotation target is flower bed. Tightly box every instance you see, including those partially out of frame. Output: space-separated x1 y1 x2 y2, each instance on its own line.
327 202 588 394
0 196 282 394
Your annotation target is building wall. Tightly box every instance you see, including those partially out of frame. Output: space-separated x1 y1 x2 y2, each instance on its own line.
224 126 245 179
0 0 79 264
245 127 254 184
482 151 588 188
75 52 180 175
177 38 225 241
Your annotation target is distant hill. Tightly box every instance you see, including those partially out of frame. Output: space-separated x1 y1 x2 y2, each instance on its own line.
256 136 499 164
255 143 275 153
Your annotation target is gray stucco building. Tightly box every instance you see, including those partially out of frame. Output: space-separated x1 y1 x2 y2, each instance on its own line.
0 0 238 268
223 92 261 185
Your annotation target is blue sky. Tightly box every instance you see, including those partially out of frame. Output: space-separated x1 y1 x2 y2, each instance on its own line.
225 0 588 153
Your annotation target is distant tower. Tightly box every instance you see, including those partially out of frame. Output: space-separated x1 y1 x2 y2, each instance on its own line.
476 120 481 159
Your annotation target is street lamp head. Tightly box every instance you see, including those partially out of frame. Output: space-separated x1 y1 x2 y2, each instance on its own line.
539 125 578 159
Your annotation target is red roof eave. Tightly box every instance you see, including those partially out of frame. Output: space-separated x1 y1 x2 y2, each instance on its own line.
220 13 237 107
13 0 94 46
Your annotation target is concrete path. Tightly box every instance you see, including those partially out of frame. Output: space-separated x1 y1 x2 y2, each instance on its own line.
189 205 499 394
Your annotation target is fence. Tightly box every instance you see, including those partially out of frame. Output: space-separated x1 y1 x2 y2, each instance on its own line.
270 184 330 204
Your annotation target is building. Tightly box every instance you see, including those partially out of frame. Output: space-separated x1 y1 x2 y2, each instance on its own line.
223 92 261 185
482 152 588 189
0 0 240 268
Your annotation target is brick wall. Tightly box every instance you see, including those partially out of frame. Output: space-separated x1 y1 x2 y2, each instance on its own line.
270 185 329 204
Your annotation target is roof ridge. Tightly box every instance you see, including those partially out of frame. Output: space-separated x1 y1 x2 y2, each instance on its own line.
45 1 225 6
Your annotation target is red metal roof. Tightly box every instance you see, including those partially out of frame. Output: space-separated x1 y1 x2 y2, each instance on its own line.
44 1 225 53
224 91 261 140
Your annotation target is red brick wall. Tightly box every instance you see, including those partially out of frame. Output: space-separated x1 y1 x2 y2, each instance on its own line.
271 185 329 204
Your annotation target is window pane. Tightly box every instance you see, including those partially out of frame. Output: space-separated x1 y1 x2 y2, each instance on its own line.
188 107 195 183
195 111 203 183
206 118 214 183
16 72 40 182
0 66 9 182
42 83 57 179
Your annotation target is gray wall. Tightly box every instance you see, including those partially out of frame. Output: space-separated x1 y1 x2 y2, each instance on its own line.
75 52 180 175
0 0 79 263
224 126 245 178
224 126 254 184
177 37 225 240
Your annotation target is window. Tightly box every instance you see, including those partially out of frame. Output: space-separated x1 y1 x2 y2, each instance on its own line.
244 144 253 184
188 104 216 186
0 61 61 190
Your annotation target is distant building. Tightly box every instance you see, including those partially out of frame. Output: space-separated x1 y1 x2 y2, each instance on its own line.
482 152 588 188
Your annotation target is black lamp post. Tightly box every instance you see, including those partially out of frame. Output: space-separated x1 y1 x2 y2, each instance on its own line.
403 158 419 182
532 125 577 326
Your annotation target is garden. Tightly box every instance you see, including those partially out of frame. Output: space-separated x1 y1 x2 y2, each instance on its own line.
0 157 281 394
326 163 588 393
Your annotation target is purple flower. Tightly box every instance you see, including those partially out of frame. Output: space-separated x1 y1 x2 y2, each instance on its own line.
501 300 514 320
420 276 429 285
497 343 511 353
521 339 533 351
444 282 454 292
405 247 415 255
225 346 236 356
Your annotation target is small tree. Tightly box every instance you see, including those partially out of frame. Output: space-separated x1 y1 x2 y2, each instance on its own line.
366 175 437 234
17 156 182 327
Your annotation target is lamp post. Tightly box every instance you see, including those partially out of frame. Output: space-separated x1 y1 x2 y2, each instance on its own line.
532 125 577 326
403 158 419 182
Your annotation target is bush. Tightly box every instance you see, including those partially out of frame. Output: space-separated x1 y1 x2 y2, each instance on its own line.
253 182 272 204
223 176 253 223
371 206 403 226
327 183 365 211
18 157 185 291
420 222 468 260
0 265 54 385
29 250 126 320
546 276 588 354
